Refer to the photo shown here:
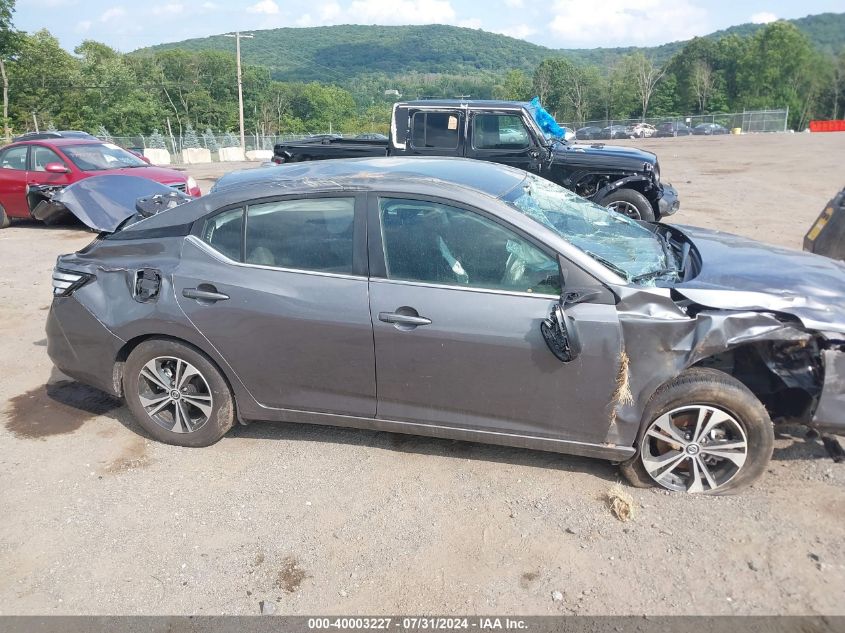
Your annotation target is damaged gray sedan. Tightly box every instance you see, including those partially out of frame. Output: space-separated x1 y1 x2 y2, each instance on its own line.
46 158 845 494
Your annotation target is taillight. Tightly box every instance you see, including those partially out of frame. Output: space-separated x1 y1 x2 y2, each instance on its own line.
52 268 94 297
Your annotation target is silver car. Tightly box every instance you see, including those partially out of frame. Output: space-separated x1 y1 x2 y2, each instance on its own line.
45 158 845 494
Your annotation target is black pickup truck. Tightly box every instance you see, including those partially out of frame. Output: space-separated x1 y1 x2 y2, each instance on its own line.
273 100 680 222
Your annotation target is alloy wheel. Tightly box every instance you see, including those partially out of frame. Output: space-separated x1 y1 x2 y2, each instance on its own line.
137 356 213 433
640 405 749 493
607 200 642 220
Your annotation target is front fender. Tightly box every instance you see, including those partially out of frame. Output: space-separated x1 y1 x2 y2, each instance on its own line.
594 174 655 203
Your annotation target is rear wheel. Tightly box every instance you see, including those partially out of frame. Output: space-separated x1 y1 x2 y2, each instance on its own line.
124 339 235 447
0 204 10 229
620 368 774 495
600 189 656 222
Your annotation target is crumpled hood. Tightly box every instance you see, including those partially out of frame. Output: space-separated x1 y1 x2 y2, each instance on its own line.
554 142 657 170
674 224 845 333
43 174 190 233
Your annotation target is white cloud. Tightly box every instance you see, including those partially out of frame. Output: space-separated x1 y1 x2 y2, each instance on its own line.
504 0 523 7
459 18 482 29
152 3 184 15
548 0 708 46
495 24 535 39
201 1 219 8
347 0 456 25
750 11 777 24
319 1 343 21
100 6 126 22
247 0 280 14
75 19 92 32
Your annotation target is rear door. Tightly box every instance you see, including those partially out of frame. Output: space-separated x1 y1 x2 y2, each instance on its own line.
367 194 624 444
466 111 542 173
0 145 31 218
174 193 377 416
406 109 464 157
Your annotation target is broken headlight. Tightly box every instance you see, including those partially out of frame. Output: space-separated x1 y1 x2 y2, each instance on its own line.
52 268 94 297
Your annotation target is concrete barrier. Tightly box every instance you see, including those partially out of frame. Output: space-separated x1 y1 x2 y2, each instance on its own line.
218 147 246 162
181 148 212 164
246 150 273 162
143 148 171 165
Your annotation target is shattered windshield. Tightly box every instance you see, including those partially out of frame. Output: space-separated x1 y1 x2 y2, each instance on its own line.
503 174 678 285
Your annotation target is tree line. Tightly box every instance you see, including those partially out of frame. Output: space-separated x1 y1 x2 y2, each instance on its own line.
497 22 844 130
0 0 842 139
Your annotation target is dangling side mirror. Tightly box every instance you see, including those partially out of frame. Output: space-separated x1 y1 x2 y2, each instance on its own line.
541 303 582 363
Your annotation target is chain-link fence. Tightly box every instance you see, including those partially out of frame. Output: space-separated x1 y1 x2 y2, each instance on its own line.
110 132 369 157
561 109 789 136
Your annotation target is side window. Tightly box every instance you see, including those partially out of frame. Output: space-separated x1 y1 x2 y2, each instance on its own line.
245 197 355 274
0 146 28 170
410 112 460 149
31 146 67 171
202 207 244 261
379 198 560 295
473 114 530 150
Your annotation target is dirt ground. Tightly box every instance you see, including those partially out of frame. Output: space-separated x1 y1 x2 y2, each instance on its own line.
0 133 843 616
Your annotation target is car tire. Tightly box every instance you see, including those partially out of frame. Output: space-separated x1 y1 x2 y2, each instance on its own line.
0 204 10 229
600 189 656 222
124 339 235 447
619 368 774 495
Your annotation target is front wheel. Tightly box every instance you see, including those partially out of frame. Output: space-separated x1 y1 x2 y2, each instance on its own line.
0 204 10 229
600 189 656 222
124 339 235 447
620 368 774 495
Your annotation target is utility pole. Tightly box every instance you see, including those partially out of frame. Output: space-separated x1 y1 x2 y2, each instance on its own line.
225 31 254 152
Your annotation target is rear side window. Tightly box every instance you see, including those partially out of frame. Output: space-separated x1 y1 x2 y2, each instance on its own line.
203 207 244 261
0 146 28 170
411 112 460 149
244 198 355 274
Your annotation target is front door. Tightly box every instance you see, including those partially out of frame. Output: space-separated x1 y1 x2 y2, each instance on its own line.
27 144 75 194
174 194 376 417
368 195 623 444
466 112 542 173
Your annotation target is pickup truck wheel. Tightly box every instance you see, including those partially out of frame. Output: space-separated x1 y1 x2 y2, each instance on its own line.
0 204 10 229
600 189 656 222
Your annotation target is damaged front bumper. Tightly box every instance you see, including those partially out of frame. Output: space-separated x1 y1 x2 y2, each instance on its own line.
657 184 680 217
812 348 845 433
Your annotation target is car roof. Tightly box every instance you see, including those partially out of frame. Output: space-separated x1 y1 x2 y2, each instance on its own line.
213 156 526 197
11 138 106 147
400 99 530 109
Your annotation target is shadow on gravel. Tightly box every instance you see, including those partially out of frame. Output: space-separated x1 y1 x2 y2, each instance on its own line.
230 420 618 481
772 425 837 462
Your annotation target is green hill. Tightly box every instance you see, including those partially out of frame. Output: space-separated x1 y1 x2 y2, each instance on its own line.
139 12 845 82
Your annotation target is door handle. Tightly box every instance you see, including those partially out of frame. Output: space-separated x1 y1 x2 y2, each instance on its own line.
378 312 431 327
183 287 229 302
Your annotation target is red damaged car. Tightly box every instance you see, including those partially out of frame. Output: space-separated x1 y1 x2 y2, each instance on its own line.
0 138 201 228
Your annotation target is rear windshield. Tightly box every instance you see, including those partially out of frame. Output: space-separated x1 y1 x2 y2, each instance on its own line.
62 143 147 171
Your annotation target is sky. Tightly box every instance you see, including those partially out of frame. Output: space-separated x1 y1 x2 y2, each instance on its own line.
14 0 845 53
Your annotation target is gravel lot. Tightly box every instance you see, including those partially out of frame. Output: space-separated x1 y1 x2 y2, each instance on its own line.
0 133 843 616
